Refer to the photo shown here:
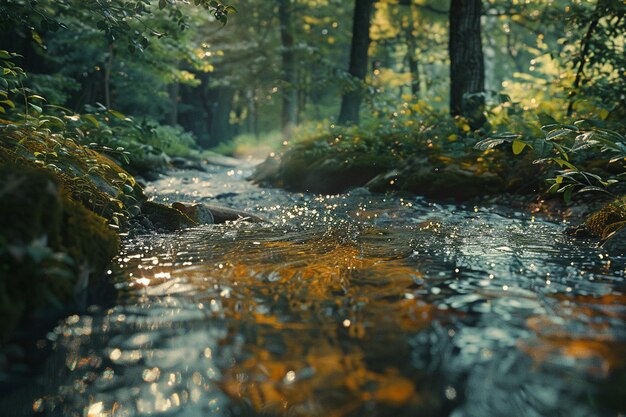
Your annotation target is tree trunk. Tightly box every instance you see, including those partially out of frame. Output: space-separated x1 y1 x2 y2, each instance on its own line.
449 0 485 128
406 28 420 98
278 0 298 137
337 0 374 126
209 86 235 146
168 81 180 125
104 45 114 108
567 10 601 116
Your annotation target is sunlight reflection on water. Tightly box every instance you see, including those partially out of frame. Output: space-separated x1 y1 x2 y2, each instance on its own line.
19 166 626 417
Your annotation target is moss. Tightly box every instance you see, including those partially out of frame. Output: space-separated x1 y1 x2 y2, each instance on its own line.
0 164 63 246
366 161 506 201
62 197 120 271
0 164 120 342
252 128 526 200
576 196 626 239
0 128 147 228
141 201 197 232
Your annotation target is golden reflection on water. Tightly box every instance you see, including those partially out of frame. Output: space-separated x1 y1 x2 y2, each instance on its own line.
25 209 624 417
107 220 626 416
118 226 452 415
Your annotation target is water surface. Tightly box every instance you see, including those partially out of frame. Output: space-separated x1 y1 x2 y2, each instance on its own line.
8 163 626 417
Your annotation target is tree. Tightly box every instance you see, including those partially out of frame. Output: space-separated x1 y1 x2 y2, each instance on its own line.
448 0 485 128
278 0 298 137
338 0 374 126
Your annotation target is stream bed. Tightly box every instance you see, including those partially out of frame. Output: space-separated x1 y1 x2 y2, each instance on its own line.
4 162 626 417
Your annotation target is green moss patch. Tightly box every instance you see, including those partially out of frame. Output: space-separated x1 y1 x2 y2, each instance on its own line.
576 196 626 240
252 127 541 200
0 165 120 341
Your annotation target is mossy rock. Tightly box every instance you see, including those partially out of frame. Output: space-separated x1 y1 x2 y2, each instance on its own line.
0 164 63 246
0 129 147 227
366 159 506 201
253 138 511 199
141 201 197 232
62 197 120 272
253 150 388 194
0 164 120 342
574 196 626 238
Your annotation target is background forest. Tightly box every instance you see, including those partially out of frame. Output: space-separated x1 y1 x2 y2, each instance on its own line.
2 0 625 199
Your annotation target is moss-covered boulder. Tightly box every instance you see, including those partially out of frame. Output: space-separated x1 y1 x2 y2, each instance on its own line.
140 201 197 232
0 165 120 341
254 148 508 201
252 150 388 194
366 158 506 201
0 128 145 228
172 202 265 224
250 126 540 200
571 196 626 253
0 124 207 343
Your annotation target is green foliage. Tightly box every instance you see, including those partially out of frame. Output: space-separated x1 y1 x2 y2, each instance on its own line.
559 0 626 112
0 50 26 115
476 115 626 203
0 0 234 50
579 195 626 240
0 101 144 228
252 105 541 198
142 123 199 157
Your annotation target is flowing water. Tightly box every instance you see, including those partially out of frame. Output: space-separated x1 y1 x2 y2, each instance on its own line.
5 162 626 417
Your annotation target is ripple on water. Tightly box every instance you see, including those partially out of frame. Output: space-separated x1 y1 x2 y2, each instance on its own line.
12 167 626 417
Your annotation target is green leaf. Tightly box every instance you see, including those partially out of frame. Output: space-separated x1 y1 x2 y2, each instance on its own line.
553 158 577 170
474 138 505 151
546 128 575 141
578 185 608 194
83 114 100 127
0 99 15 108
538 112 558 126
512 140 526 155
29 103 43 113
108 109 127 119
563 185 574 204
28 94 46 101
225 5 238 13
31 31 44 46
159 0 167 9
546 183 560 194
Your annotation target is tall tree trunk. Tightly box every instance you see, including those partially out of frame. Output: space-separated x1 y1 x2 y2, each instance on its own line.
406 28 420 98
297 67 309 124
209 86 235 147
278 0 298 137
337 0 374 126
567 9 601 116
168 81 180 125
104 45 114 108
449 0 485 128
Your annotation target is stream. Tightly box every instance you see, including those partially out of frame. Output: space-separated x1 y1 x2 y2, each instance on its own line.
4 161 626 417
